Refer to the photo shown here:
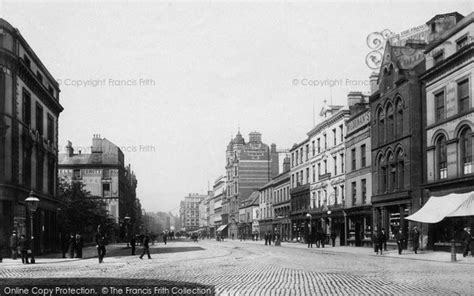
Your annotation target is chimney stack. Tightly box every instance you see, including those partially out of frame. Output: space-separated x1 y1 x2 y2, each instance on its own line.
369 72 379 95
66 141 74 157
283 156 291 173
91 134 102 153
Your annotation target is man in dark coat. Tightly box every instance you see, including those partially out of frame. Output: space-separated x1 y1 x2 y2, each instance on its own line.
19 235 29 264
395 229 405 255
372 229 382 255
330 231 337 247
380 228 388 251
461 227 472 257
10 231 18 260
139 235 151 259
68 233 76 258
95 225 107 263
75 234 83 258
130 235 136 255
163 232 167 245
411 226 420 254
307 230 313 248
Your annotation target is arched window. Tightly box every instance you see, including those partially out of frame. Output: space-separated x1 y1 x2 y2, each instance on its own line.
396 149 405 189
387 152 396 191
396 98 404 137
387 103 394 141
436 135 447 179
378 108 385 145
460 127 473 175
378 155 387 194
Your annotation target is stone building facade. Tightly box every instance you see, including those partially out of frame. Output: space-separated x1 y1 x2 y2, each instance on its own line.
344 92 373 247
307 104 349 246
0 18 63 255
421 12 473 249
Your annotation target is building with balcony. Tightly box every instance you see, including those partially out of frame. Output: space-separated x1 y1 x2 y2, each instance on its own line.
418 12 473 250
344 92 373 247
58 135 138 228
307 103 350 246
225 130 278 239
0 18 64 255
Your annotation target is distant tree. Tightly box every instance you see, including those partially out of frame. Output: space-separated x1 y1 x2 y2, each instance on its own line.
58 179 116 243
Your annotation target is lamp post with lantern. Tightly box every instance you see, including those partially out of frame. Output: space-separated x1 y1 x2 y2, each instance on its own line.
25 191 40 264
124 215 131 247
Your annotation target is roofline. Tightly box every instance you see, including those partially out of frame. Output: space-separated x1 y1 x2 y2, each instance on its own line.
425 12 473 53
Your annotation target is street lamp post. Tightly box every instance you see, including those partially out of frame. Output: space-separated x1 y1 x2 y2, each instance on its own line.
124 215 131 247
25 191 40 264
327 210 332 245
306 213 312 244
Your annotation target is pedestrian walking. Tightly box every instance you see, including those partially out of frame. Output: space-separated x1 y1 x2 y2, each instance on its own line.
411 226 420 254
139 235 151 259
372 228 383 255
67 233 76 258
320 230 326 248
381 228 388 251
19 234 29 264
331 231 337 247
130 235 136 255
395 229 405 255
264 232 268 245
163 232 167 245
95 225 107 263
10 231 18 260
60 233 68 258
307 230 313 248
75 233 83 258
461 227 472 257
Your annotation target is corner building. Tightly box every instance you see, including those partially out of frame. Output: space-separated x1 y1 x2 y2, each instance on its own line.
420 12 473 249
0 19 63 255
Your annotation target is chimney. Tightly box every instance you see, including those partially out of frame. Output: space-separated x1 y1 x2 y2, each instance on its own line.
271 143 277 153
91 134 102 153
369 72 379 95
66 141 74 157
347 91 364 108
249 132 262 143
283 156 291 173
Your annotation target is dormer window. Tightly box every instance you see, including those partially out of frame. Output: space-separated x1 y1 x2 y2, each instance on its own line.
456 35 469 50
433 50 444 65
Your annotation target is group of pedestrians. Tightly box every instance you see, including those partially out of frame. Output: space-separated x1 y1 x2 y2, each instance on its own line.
63 233 83 259
6 231 31 264
372 226 421 255
306 230 335 248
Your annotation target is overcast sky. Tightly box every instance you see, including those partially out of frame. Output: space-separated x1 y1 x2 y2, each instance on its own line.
1 1 472 214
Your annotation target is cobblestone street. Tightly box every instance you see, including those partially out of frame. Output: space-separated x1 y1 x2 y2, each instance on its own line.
1 239 473 295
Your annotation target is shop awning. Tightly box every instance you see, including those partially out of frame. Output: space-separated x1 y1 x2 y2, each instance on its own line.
216 224 228 232
406 192 474 223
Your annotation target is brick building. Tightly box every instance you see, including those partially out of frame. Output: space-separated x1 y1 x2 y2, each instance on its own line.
224 130 278 239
